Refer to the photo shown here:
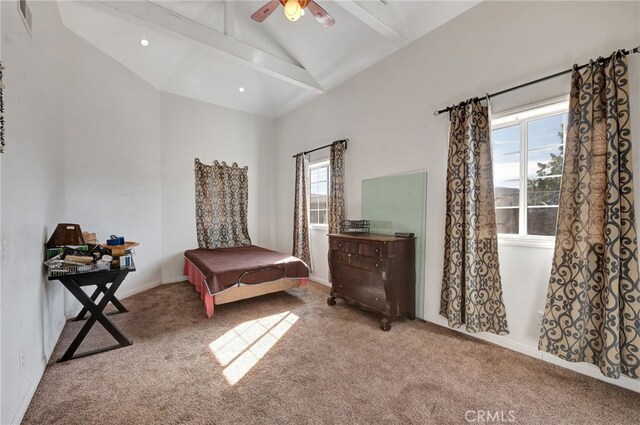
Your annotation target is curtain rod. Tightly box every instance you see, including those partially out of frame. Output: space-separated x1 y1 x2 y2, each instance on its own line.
433 45 640 116
291 139 349 158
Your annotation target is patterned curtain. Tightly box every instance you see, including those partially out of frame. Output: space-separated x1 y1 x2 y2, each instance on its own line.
293 153 312 271
194 159 252 249
539 52 640 379
328 141 346 234
440 99 509 335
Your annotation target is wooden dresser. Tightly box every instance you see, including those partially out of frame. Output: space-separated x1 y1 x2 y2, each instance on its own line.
327 233 415 331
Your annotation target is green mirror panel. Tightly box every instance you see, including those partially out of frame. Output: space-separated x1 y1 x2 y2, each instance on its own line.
362 172 427 319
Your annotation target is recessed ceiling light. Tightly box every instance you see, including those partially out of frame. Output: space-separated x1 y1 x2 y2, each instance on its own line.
140 39 150 47
239 87 245 93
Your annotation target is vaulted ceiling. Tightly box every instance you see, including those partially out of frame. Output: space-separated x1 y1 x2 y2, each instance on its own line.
58 1 479 117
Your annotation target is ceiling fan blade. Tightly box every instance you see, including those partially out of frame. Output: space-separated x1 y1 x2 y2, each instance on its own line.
251 0 281 22
306 1 335 28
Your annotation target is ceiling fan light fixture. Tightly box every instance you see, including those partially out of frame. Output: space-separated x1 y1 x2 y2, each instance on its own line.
284 0 302 21
251 0 334 27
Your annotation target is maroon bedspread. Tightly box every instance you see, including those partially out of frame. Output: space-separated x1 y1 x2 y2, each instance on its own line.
184 245 310 295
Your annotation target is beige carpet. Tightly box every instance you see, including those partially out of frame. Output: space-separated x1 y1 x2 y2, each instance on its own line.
23 281 640 424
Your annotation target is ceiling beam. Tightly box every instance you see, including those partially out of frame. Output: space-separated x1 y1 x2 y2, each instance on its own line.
92 1 323 93
334 0 408 46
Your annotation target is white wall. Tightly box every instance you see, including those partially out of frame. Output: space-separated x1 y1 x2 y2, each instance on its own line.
160 92 276 283
1 2 67 423
61 33 278 314
62 29 162 315
274 1 640 390
1 3 278 422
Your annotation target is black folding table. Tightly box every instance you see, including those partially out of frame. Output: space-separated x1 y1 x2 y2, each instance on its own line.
49 263 135 362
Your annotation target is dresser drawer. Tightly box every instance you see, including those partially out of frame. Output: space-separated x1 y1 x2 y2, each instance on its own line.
330 239 358 254
333 273 386 312
358 242 385 258
335 252 384 273
334 262 385 291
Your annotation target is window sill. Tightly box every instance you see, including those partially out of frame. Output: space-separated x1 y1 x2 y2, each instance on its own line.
498 234 555 249
309 224 328 231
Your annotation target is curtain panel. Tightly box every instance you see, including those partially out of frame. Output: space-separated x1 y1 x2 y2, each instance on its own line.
440 99 509 335
194 159 252 249
539 52 640 379
328 141 346 282
293 153 312 271
328 141 346 234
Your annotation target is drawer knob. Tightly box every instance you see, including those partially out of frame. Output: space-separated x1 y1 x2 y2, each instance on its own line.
375 248 379 253
338 243 342 247
339 284 342 288
375 263 379 268
376 297 380 301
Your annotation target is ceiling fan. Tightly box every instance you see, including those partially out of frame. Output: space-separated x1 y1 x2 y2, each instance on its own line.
251 0 336 27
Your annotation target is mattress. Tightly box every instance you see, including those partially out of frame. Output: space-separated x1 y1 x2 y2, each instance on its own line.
183 245 310 295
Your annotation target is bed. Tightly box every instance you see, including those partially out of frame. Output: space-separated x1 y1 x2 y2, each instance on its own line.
183 245 310 318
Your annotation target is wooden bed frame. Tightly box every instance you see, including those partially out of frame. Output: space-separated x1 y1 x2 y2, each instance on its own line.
183 257 308 318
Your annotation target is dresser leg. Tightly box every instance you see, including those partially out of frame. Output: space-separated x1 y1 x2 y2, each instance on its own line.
327 296 336 306
380 318 391 332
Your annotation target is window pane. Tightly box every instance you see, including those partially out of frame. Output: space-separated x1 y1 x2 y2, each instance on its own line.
310 210 319 224
310 195 319 210
527 176 561 206
318 210 326 224
317 195 327 210
496 208 519 234
494 152 520 188
310 183 320 196
317 181 328 195
495 187 520 208
528 113 566 151
310 168 319 182
527 145 563 180
528 113 564 183
528 207 558 236
317 166 328 182
494 151 520 207
492 125 520 157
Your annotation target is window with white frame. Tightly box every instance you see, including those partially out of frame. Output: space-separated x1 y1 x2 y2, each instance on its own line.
492 99 568 238
309 161 330 226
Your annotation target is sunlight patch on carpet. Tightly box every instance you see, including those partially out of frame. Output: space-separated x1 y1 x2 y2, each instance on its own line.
209 311 299 385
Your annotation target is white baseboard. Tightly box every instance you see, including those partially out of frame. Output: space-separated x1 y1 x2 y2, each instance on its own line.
162 275 188 284
309 274 330 287
12 371 45 425
64 279 162 320
424 314 640 393
11 317 66 424
45 318 66 361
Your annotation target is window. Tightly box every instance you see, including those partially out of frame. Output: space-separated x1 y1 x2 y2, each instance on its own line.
492 100 568 239
309 161 330 226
